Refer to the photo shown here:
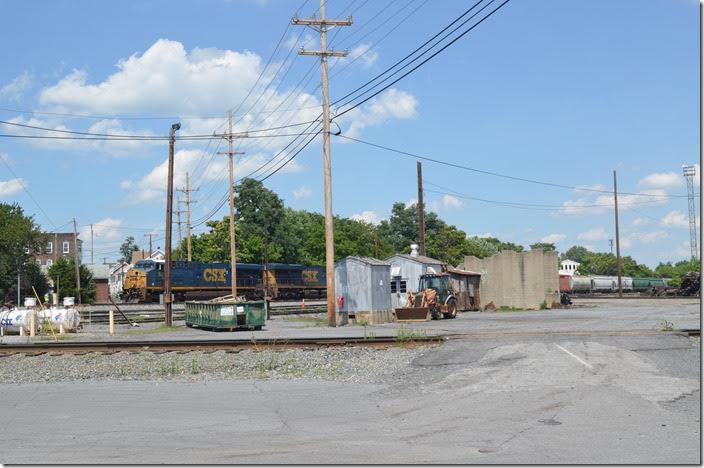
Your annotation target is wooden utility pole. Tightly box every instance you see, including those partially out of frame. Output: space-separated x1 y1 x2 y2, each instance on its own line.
164 122 180 326
613 170 622 298
216 111 247 300
417 161 426 256
176 196 184 260
72 218 81 304
293 1 352 327
90 223 94 264
177 172 199 262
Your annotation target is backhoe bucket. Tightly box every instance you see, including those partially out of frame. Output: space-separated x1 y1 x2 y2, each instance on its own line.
395 307 430 322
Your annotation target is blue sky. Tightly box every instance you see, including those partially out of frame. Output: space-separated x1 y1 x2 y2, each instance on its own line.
0 0 699 267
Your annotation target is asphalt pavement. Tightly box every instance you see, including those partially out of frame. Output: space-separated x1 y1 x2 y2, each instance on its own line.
0 297 700 464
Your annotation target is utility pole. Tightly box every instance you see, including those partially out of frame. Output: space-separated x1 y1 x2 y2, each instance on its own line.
164 122 181 326
216 111 247 300
293 1 352 327
609 239 613 254
683 165 698 260
73 218 82 304
177 172 199 262
417 161 426 257
90 223 94 264
144 234 153 258
176 196 185 260
613 171 622 298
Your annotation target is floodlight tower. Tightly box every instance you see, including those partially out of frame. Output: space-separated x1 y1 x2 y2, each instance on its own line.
682 165 698 260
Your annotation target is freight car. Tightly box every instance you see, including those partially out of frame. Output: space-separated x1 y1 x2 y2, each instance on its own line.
560 275 668 294
121 260 326 303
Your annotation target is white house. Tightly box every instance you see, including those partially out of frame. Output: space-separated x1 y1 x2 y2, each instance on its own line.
110 248 166 298
559 259 581 276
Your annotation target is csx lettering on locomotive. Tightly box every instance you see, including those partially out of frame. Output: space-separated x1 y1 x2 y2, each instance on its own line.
203 268 227 282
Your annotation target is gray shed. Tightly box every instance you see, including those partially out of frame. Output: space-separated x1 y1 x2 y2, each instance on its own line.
334 256 393 324
385 253 445 309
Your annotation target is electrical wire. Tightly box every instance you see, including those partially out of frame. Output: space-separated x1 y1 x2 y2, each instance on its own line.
335 134 689 199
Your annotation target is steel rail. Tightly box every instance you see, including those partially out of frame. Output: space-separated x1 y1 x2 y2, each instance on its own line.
0 335 445 355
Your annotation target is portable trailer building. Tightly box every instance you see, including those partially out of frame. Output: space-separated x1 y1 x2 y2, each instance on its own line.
335 256 392 324
386 253 444 309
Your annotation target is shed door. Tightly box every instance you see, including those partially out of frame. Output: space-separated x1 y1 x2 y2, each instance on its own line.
390 276 408 308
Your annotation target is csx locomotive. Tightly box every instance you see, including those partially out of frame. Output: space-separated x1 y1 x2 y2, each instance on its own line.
121 259 326 302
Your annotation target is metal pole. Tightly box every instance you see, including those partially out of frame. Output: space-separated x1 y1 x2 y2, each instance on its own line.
90 223 94 264
17 270 20 305
292 0 352 327
417 161 426 257
613 170 622 298
227 111 238 300
176 196 183 260
186 172 193 262
73 218 82 304
164 122 180 326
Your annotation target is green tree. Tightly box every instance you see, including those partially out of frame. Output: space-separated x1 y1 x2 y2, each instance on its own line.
119 236 140 264
483 237 524 253
47 257 96 304
530 242 556 252
561 245 591 263
0 203 48 304
655 259 700 287
464 236 500 259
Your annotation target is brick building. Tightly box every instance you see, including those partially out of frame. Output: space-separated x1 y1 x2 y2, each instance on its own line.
36 232 83 271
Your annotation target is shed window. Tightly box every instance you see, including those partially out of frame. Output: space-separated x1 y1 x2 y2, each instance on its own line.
391 281 397 293
399 280 407 293
63 241 70 254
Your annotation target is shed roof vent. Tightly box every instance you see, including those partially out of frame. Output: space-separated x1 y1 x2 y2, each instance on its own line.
410 244 419 257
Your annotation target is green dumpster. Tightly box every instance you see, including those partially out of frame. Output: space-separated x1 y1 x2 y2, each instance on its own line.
184 299 266 331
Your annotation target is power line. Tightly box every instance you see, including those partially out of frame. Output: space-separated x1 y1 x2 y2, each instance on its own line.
0 156 58 229
335 133 689 199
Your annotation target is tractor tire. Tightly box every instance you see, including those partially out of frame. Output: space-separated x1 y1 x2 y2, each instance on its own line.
431 308 442 320
443 300 457 319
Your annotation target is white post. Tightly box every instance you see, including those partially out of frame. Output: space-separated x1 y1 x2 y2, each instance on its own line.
109 309 114 336
59 323 64 335
29 312 35 337
20 326 24 337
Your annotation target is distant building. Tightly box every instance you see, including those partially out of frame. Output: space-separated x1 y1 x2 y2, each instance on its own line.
559 259 580 276
109 249 166 299
85 263 111 302
335 256 392 325
36 232 83 273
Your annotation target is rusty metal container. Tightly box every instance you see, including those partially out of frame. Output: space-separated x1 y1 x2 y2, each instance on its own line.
184 299 266 331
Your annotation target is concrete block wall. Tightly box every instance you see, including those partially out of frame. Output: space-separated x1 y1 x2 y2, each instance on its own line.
459 250 560 310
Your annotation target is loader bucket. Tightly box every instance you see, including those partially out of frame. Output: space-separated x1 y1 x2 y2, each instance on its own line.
395 307 430 322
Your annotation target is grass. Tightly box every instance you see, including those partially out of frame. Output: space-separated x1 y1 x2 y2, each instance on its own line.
395 325 427 344
124 325 181 335
160 360 181 377
660 319 674 332
539 300 548 310
497 305 525 312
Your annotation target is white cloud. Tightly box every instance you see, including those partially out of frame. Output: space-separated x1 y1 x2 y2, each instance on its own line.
0 71 34 101
471 232 493 238
620 237 633 249
660 210 690 228
540 233 566 244
0 178 24 197
430 194 464 211
39 40 266 116
560 189 670 217
638 172 683 190
351 211 382 225
631 217 650 227
293 186 312 199
578 227 609 242
122 149 301 203
80 218 124 243
405 198 417 208
339 88 417 137
347 43 379 68
638 230 668 244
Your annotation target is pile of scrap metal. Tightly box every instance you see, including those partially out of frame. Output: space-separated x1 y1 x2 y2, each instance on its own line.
652 271 700 297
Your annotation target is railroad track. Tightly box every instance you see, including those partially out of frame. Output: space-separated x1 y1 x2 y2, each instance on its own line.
81 304 327 324
0 335 444 355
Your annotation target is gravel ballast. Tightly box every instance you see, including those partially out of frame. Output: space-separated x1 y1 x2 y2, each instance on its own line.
0 346 432 385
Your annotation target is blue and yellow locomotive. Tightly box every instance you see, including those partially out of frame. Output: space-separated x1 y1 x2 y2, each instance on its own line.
121 259 326 302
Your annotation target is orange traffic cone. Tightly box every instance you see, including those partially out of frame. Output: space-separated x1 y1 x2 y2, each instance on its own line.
300 298 306 310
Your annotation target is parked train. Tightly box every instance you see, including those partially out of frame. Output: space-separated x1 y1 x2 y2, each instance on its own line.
559 275 669 294
121 259 326 302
